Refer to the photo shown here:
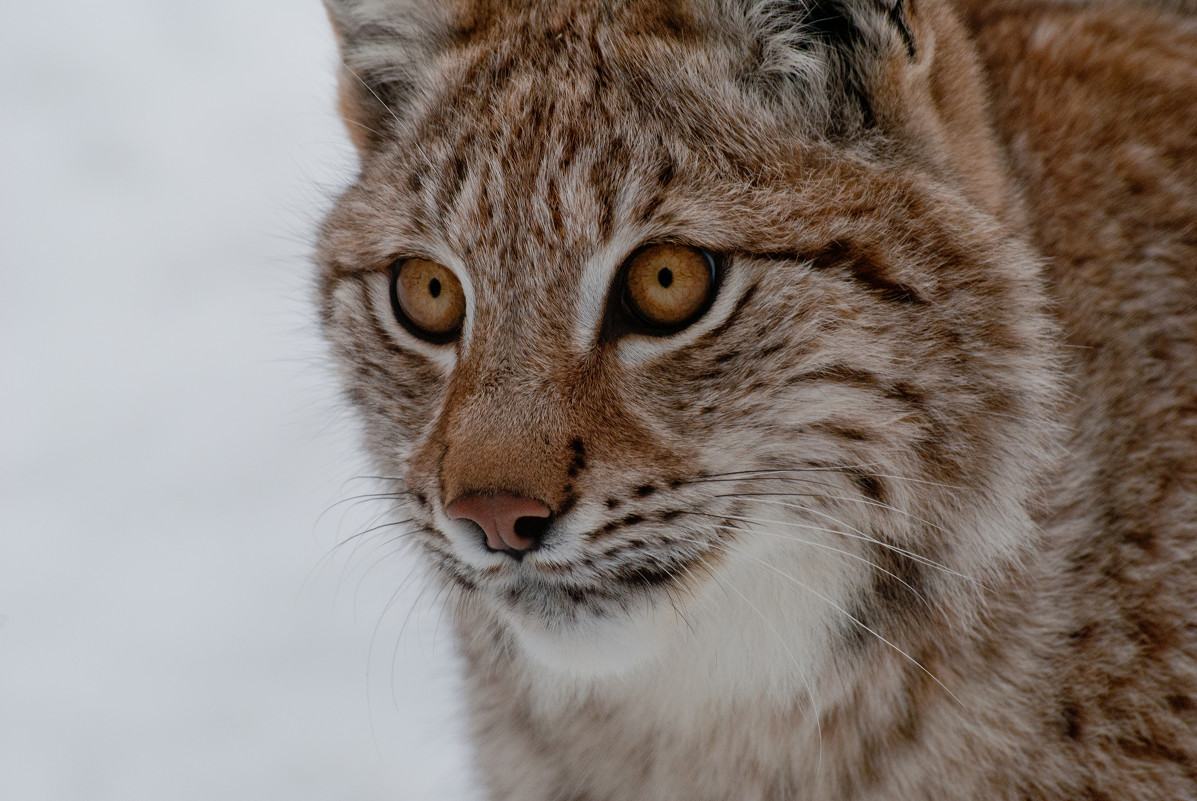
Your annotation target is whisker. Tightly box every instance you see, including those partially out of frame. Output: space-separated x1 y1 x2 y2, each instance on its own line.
430 576 463 661
690 534 966 709
350 531 421 602
706 563 824 777
661 562 698 637
314 490 414 530
352 538 416 612
734 496 980 586
691 501 976 586
331 517 417 559
341 116 390 142
695 466 969 491
687 475 843 492
683 511 932 609
343 475 409 485
334 505 407 603
716 491 956 540
303 517 417 598
373 569 432 711
340 62 406 130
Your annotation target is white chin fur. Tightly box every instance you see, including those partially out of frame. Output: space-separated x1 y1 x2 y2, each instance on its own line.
507 599 675 678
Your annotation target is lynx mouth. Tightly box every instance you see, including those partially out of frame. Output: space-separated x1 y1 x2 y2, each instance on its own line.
496 574 654 620
496 573 699 676
484 549 712 631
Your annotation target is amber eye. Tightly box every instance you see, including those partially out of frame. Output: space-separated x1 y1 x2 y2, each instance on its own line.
389 257 466 342
622 244 716 332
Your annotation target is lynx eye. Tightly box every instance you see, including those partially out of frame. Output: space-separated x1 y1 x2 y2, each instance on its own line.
389 257 466 342
622 244 716 332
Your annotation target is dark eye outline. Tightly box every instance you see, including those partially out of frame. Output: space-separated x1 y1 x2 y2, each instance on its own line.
600 245 722 340
388 258 465 345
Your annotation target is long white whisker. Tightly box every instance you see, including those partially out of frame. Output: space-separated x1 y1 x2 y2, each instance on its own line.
706 564 824 779
340 62 405 130
684 511 931 609
686 506 974 585
729 497 981 587
720 492 958 547
696 534 966 709
691 474 842 492
335 504 405 605
699 466 968 491
352 535 419 611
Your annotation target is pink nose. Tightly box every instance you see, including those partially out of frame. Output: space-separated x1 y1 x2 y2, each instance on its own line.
446 492 552 554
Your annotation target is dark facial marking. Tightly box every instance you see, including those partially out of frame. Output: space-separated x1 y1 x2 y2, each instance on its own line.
886 2 917 59
692 283 759 345
1060 699 1083 741
808 240 924 305
869 542 927 610
558 488 578 516
617 563 679 588
813 423 870 442
853 471 886 504
566 438 587 479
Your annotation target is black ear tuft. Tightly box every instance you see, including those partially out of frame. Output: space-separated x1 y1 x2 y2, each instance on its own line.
740 0 919 136
787 1 915 59
881 1 917 59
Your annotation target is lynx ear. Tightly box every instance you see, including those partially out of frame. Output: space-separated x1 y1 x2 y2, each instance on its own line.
323 0 454 155
739 0 1014 219
736 0 921 136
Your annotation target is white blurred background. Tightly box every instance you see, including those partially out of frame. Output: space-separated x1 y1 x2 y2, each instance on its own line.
0 3 479 799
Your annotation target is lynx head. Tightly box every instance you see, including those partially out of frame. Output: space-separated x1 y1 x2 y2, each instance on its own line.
317 0 1060 681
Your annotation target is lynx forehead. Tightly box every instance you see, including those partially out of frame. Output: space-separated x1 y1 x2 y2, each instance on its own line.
317 0 1197 798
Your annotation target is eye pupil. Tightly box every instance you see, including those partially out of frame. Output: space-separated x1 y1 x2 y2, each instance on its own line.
391 258 466 342
616 244 717 335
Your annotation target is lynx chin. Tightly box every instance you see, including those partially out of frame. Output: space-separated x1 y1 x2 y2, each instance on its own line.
315 0 1197 797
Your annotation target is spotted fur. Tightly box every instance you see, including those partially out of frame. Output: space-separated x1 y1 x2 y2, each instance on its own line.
316 0 1197 797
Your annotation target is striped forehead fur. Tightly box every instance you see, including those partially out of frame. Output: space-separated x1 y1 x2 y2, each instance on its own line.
325 0 920 142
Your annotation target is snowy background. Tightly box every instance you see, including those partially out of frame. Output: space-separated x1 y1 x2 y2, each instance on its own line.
0 2 479 799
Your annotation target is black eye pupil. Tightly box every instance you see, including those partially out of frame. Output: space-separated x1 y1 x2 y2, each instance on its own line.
657 267 673 289
428 277 442 298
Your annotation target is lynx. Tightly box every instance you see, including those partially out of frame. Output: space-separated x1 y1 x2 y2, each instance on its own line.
315 0 1197 798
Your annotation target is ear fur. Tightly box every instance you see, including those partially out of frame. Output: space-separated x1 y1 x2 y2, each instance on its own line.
737 0 1017 220
324 0 453 155
730 0 920 136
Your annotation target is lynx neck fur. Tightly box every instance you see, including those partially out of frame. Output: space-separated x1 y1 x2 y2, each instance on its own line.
315 0 1197 798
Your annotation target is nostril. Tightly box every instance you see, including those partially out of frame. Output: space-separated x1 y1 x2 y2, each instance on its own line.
513 515 550 548
445 492 552 555
482 531 524 560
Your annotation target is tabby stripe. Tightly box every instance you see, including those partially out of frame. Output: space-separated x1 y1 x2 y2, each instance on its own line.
797 364 926 408
692 283 759 346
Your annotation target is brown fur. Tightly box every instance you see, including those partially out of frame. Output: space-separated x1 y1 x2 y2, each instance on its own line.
316 0 1197 797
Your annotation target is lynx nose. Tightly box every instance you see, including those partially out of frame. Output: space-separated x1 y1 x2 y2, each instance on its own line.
446 492 552 556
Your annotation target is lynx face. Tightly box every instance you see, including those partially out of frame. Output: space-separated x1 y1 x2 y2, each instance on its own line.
317 0 1060 678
